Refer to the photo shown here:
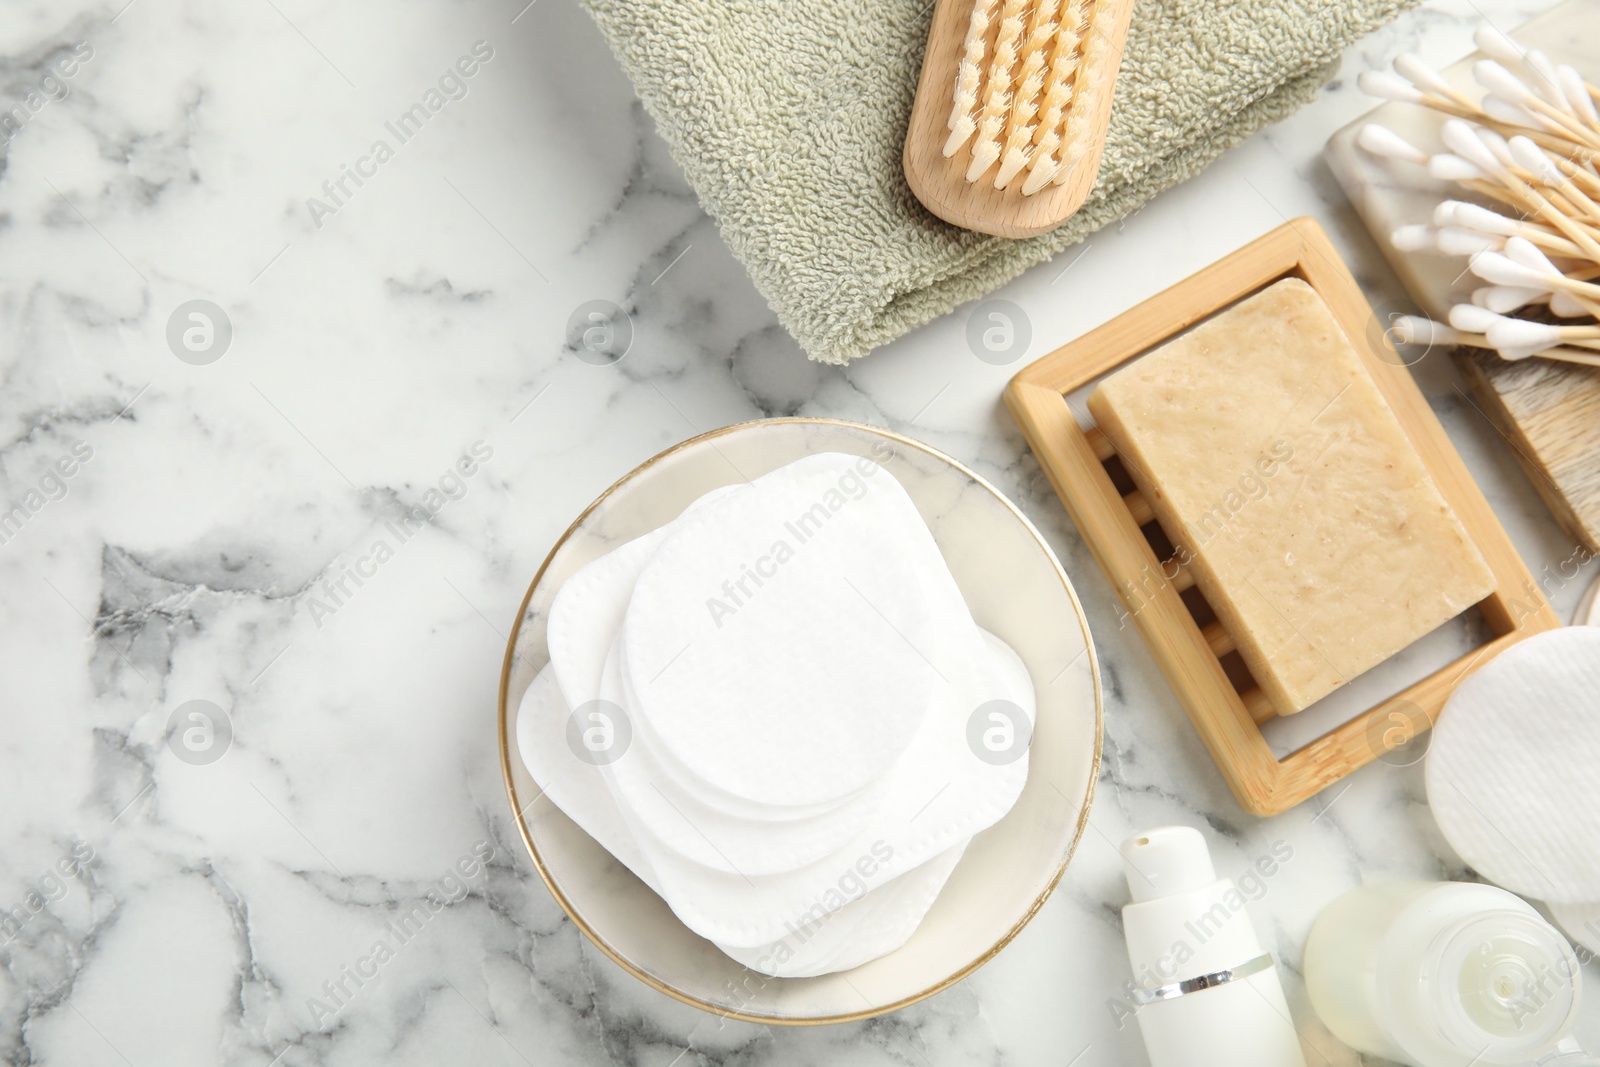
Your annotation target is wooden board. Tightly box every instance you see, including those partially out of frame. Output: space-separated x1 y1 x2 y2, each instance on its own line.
1005 218 1560 816
1456 349 1600 555
903 0 1135 238
1323 0 1600 553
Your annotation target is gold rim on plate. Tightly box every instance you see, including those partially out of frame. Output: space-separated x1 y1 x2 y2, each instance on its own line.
496 416 1103 1025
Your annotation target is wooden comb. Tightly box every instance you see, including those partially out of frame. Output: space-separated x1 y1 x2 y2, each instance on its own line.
904 0 1135 237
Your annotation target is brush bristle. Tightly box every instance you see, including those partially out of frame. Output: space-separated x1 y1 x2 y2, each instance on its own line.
963 0 1027 180
1052 0 1113 186
942 0 1114 196
943 0 995 152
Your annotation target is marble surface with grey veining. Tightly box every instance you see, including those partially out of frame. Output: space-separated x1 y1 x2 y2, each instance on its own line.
1 0 1597 1063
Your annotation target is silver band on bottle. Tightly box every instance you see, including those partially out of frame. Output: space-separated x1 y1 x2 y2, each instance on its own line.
1126 953 1276 1004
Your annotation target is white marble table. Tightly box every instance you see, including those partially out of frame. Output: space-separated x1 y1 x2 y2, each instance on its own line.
2 0 1596 1063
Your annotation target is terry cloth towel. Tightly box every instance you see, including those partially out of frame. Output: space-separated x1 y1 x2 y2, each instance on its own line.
579 0 1414 364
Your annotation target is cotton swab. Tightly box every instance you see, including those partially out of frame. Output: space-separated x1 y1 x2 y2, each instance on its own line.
1449 303 1600 355
1449 302 1504 334
1434 201 1537 241
1551 290 1588 317
1391 315 1465 346
1472 285 1544 313
1470 251 1559 288
1394 53 1473 108
1438 226 1503 255
1429 154 1487 182
1487 318 1600 348
1506 236 1600 317
1441 118 1502 172
1475 60 1539 106
1393 313 1600 366
1452 302 1600 351
1358 69 1427 105
1472 25 1524 70
1505 235 1561 272
1358 123 1430 164
1436 200 1528 238
1389 225 1435 252
1525 51 1581 117
1560 66 1600 127
1505 236 1600 300
1437 200 1585 258
1481 94 1537 127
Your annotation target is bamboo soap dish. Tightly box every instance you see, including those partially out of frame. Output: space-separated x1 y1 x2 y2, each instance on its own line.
1005 218 1560 816
904 0 1136 237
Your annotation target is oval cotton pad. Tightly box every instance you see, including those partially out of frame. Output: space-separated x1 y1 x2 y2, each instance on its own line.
1426 627 1600 904
516 663 973 976
622 453 938 808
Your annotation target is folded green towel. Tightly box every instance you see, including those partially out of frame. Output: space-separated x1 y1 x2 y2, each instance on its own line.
579 0 1413 364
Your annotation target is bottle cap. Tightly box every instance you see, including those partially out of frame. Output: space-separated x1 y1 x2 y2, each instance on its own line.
1422 909 1582 1064
1121 826 1216 903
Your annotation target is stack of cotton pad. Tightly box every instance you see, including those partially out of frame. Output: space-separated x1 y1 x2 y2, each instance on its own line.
517 453 1036 977
1426 627 1600 953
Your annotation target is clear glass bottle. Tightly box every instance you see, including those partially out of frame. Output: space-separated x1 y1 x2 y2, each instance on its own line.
1304 882 1586 1067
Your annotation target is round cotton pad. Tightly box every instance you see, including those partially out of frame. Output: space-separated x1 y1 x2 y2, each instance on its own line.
623 453 939 808
1426 627 1600 904
603 625 887 875
549 480 853 822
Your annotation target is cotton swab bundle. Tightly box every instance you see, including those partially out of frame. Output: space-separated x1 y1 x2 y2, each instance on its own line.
905 0 1136 235
1356 32 1600 369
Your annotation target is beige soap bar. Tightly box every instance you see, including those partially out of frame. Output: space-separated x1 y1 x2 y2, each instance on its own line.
1088 278 1495 714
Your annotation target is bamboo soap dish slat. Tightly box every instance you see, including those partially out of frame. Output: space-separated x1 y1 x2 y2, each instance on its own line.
1005 218 1561 816
904 0 1136 237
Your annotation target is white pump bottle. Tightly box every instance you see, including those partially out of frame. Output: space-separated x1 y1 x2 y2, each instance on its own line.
1119 826 1307 1067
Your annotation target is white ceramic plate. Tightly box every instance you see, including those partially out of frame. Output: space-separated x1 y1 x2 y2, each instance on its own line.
497 418 1102 1023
